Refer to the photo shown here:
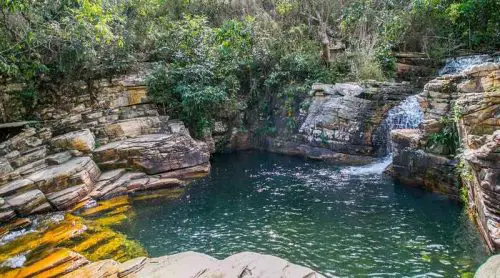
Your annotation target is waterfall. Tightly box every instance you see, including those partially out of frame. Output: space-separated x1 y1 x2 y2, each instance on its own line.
343 95 423 175
439 54 500 75
344 53 498 175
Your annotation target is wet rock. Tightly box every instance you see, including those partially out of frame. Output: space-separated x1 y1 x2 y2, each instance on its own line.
1 248 89 278
51 129 96 153
93 133 210 175
0 210 15 223
159 163 210 180
139 178 182 191
92 172 146 199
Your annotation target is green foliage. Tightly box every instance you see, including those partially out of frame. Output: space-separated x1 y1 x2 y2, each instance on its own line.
2 0 499 123
147 16 257 136
319 131 329 146
456 159 473 204
427 117 460 155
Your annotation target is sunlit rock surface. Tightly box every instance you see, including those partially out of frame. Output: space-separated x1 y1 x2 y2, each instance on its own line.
93 133 210 175
475 255 500 278
62 251 326 278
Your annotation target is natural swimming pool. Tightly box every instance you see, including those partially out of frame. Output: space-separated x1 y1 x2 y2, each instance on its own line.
115 151 488 277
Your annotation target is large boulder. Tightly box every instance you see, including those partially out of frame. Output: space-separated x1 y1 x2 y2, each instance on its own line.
93 133 210 175
62 251 326 278
388 129 458 196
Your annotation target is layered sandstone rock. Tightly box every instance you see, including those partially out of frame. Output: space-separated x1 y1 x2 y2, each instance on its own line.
389 129 458 196
261 82 416 163
0 68 213 222
93 133 210 175
51 129 96 153
390 61 500 250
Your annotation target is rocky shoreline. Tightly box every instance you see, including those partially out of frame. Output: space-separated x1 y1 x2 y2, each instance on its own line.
64 251 325 278
0 58 499 276
388 62 500 251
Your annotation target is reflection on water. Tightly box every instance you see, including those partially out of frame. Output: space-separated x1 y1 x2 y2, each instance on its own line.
115 151 487 277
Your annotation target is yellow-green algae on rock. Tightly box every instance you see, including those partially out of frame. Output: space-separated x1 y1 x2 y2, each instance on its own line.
0 187 190 277
0 198 147 277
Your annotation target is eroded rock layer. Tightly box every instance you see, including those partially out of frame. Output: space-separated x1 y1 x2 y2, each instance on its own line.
0 70 210 223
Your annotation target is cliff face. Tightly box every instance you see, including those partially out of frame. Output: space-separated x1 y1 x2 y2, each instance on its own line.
390 62 500 250
0 70 210 223
245 82 416 164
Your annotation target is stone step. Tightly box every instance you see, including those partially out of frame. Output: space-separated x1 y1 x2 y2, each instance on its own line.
25 156 100 195
9 146 48 169
94 172 146 199
46 184 92 210
92 133 210 175
5 189 52 216
0 179 37 198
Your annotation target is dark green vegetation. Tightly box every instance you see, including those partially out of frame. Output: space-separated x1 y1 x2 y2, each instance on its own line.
1 0 499 133
115 151 488 277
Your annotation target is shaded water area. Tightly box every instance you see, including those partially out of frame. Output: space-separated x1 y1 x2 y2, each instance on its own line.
115 151 488 277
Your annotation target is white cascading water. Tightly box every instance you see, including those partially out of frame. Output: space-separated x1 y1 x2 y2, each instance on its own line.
343 95 423 175
439 54 500 75
345 53 499 175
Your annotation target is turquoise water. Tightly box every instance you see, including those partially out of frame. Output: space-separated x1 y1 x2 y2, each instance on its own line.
115 152 488 277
